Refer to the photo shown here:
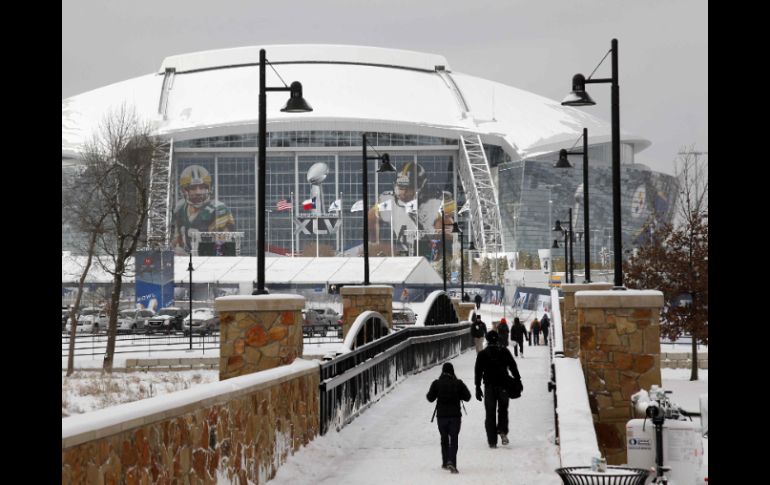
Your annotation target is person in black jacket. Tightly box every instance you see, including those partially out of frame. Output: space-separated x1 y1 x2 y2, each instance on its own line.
470 314 487 353
426 362 472 474
474 330 521 448
510 317 527 357
474 293 482 310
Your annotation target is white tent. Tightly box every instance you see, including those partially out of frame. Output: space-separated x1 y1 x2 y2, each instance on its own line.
62 255 442 287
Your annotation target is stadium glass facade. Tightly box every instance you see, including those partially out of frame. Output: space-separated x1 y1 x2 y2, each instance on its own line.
172 131 464 258
498 144 679 266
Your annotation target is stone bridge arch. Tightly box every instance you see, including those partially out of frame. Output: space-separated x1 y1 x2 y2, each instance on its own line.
341 311 390 352
416 290 459 326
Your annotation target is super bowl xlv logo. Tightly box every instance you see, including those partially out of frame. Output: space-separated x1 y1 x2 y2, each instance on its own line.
294 216 342 235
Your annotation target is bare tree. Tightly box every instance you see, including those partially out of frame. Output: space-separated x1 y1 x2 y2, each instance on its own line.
82 105 160 373
626 146 708 380
673 146 708 380
62 165 110 376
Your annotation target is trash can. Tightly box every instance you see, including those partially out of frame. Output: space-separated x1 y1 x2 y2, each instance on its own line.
555 466 650 485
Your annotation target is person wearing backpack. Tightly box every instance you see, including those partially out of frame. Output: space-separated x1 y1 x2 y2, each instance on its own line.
474 330 521 448
426 362 472 474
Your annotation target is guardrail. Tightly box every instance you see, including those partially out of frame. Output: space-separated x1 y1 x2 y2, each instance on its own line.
547 287 601 466
61 332 221 357
62 327 345 358
319 321 472 435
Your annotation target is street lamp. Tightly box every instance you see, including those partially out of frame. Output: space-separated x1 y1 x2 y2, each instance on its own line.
555 127 591 282
552 209 575 283
562 38 623 288
362 133 395 285
543 184 561 250
452 222 476 299
440 207 448 292
254 48 312 295
187 251 193 350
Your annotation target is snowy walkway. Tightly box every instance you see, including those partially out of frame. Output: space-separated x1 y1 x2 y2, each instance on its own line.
270 343 562 484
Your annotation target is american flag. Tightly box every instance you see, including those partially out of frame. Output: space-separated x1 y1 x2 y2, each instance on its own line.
276 199 292 212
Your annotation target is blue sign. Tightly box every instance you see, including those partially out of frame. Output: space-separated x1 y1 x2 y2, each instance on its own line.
135 250 175 310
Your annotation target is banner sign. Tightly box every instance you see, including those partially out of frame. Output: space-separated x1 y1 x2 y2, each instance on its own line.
135 250 175 310
294 216 342 235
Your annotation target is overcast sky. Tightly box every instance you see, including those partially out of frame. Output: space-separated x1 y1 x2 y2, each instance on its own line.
62 0 707 175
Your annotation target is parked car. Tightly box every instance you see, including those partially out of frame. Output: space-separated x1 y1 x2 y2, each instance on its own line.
392 307 417 326
302 309 325 326
62 308 71 332
145 307 190 334
308 307 341 326
183 308 219 335
67 307 106 334
117 308 156 334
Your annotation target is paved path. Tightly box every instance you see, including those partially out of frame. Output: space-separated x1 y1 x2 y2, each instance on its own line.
270 342 562 484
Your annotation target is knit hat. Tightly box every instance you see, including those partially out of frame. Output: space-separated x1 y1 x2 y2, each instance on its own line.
486 330 499 343
442 362 455 375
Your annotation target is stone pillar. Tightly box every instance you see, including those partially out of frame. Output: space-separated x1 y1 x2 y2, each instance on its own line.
561 283 613 358
341 285 393 338
215 295 305 381
574 290 664 465
458 302 476 321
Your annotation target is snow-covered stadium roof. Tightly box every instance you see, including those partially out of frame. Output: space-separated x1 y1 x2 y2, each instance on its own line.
62 44 650 159
61 256 442 286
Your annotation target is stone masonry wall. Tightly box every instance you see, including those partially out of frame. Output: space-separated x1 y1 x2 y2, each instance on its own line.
457 302 476 322
575 290 663 465
561 283 613 358
341 285 393 339
661 352 708 369
61 364 320 484
216 295 304 381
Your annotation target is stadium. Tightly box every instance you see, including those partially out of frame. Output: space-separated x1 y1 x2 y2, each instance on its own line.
62 44 678 267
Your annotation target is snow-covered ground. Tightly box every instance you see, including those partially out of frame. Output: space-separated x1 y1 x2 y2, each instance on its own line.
271 344 562 484
61 301 707 481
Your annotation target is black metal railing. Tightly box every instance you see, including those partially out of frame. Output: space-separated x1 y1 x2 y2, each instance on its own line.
61 332 221 357
319 322 472 435
62 327 345 357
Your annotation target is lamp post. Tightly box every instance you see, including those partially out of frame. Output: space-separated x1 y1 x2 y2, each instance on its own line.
562 38 623 288
552 209 575 284
543 184 561 250
254 48 312 295
452 222 476 299
362 133 395 285
441 208 447 292
187 251 193 350
555 127 591 282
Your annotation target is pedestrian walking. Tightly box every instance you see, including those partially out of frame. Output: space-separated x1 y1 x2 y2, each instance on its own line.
540 312 551 345
470 315 487 353
497 317 510 347
474 293 482 310
426 362 471 474
474 330 522 448
510 317 527 357
530 317 541 345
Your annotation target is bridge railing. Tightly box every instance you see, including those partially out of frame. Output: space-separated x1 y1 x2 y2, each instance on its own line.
547 287 600 466
319 321 472 435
